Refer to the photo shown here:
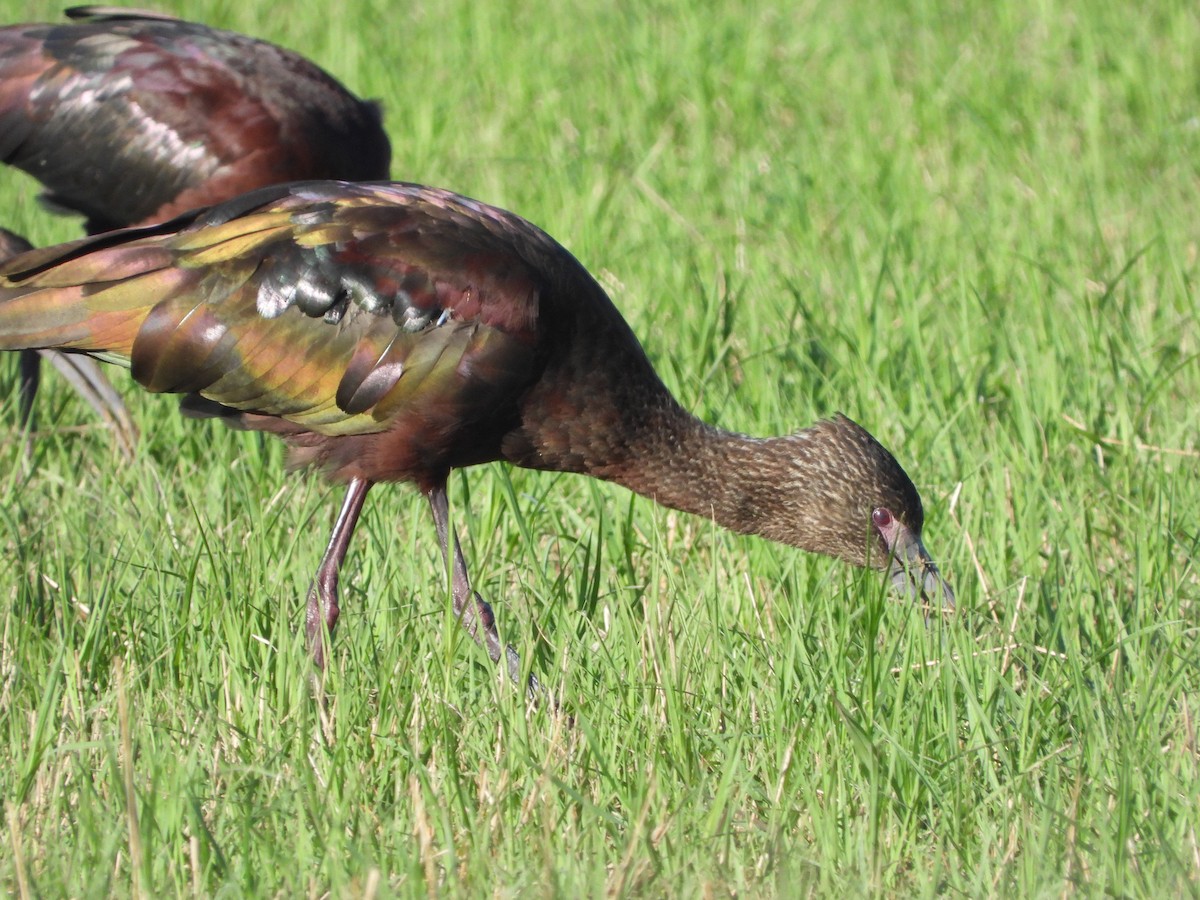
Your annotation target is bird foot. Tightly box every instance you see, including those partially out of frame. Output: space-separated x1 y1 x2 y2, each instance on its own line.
304 581 339 669
502 642 545 701
457 590 543 700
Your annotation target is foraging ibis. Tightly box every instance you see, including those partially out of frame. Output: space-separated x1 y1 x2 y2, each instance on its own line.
0 180 954 678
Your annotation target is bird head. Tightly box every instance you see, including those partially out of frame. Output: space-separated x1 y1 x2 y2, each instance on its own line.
756 414 955 610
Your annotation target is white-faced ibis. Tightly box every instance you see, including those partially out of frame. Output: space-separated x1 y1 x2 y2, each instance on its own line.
0 180 954 678
0 6 392 448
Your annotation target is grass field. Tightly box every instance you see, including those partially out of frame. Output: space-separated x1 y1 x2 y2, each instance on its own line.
2 0 1198 895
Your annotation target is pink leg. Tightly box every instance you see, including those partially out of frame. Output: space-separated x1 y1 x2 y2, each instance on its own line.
306 476 371 668
426 481 532 690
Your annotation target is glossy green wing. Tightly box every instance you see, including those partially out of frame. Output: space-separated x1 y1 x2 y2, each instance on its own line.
0 182 551 438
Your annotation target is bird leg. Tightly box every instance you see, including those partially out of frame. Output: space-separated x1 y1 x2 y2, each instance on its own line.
305 476 372 668
22 350 139 459
17 350 39 428
17 350 39 459
426 481 529 688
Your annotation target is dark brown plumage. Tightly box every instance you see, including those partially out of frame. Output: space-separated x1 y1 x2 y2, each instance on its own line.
0 180 954 678
0 6 392 447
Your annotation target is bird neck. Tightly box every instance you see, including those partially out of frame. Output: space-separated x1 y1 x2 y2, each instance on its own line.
604 400 793 541
508 350 867 562
504 290 858 559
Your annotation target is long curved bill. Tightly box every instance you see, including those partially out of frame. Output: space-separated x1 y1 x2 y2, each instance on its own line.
888 524 955 611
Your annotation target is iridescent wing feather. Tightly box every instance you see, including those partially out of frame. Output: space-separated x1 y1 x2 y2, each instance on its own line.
0 182 548 442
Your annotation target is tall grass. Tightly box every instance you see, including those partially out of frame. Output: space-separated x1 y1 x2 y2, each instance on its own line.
2 0 1198 895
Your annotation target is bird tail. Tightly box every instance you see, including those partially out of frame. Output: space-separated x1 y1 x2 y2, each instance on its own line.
0 227 180 365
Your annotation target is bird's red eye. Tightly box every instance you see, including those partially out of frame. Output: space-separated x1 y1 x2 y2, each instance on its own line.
872 508 893 529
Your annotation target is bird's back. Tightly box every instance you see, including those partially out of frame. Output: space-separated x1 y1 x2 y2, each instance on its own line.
0 9 391 232
0 180 664 485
